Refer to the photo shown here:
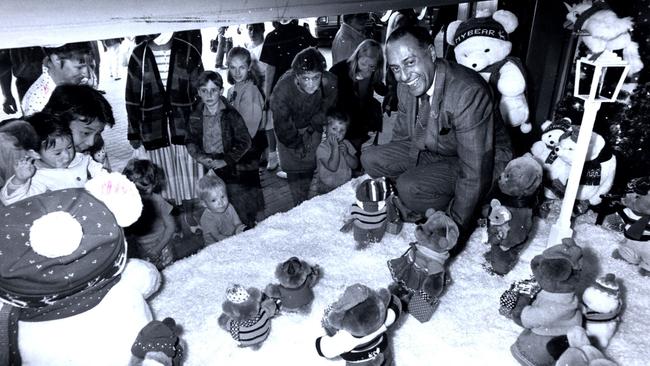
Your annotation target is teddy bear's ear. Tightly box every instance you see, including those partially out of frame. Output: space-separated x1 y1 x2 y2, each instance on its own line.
490 198 501 209
446 20 463 45
492 10 519 33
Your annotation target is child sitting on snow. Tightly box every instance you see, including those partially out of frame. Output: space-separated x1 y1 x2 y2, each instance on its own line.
197 174 246 245
122 159 176 270
0 112 105 205
316 111 358 194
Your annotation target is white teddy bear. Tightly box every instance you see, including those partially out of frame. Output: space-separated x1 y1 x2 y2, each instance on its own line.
447 9 531 133
0 172 163 366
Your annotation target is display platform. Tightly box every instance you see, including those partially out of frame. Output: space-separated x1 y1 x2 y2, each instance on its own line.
151 177 649 365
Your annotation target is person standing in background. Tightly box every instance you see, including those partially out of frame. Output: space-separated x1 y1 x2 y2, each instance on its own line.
331 13 370 65
0 47 47 115
214 26 233 69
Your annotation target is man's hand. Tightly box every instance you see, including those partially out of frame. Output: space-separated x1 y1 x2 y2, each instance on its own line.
3 96 17 114
209 159 227 170
13 156 37 184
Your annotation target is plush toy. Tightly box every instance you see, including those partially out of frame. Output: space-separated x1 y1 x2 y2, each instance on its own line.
0 118 38 188
485 153 543 275
565 0 644 75
510 238 584 366
554 326 617 366
129 317 184 366
551 128 617 207
447 9 531 133
264 256 321 313
581 273 622 349
218 284 279 349
531 118 574 173
612 176 650 275
388 209 458 322
0 172 165 366
316 283 402 366
341 177 392 248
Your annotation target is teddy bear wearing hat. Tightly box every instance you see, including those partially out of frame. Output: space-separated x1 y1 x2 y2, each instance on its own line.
612 176 650 276
316 283 402 366
0 172 163 366
388 209 458 322
264 256 321 313
510 238 584 366
447 9 531 133
129 317 184 366
531 118 574 175
581 273 622 349
218 284 279 349
341 177 392 248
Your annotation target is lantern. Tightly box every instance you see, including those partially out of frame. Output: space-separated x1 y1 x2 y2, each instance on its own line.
547 50 629 246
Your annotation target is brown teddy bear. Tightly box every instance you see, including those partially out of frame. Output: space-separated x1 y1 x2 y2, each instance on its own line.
485 153 542 275
388 209 458 322
129 317 184 366
316 283 402 366
264 256 321 313
218 284 279 349
510 238 584 366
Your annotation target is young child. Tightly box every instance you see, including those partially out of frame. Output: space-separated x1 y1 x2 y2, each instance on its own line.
87 134 111 171
197 174 246 245
226 47 267 226
122 159 176 270
316 111 358 194
0 112 105 205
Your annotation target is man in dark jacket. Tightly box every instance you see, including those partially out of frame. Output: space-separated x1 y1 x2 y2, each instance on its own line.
361 26 512 237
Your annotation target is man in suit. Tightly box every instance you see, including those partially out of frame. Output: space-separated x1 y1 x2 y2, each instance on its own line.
361 25 512 237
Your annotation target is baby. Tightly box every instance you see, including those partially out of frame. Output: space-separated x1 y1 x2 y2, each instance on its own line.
1 113 105 205
316 111 358 194
197 174 246 245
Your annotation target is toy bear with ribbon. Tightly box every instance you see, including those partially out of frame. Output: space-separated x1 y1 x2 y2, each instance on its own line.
341 177 395 248
581 273 622 349
218 284 279 349
447 9 531 133
509 238 584 366
485 153 543 275
387 209 458 322
0 172 167 366
316 283 402 366
612 176 650 275
264 256 321 313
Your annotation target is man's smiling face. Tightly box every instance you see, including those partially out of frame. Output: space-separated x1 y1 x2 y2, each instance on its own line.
386 34 436 97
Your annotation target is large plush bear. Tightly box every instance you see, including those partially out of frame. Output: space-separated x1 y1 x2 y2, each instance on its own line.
553 128 617 207
485 153 543 275
316 283 402 366
0 173 164 366
510 238 584 366
612 176 650 275
447 9 531 133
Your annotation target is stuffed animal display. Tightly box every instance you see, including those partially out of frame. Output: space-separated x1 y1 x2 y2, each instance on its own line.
0 172 164 366
341 177 392 248
130 317 184 366
485 153 543 275
316 283 402 366
554 326 617 366
388 209 458 322
531 118 574 173
565 0 644 75
218 284 279 349
447 9 531 133
612 176 650 275
549 128 617 207
265 256 321 313
581 273 622 349
510 238 584 366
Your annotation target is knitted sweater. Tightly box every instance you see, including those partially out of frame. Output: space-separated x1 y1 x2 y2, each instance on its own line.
520 290 581 336
125 31 204 149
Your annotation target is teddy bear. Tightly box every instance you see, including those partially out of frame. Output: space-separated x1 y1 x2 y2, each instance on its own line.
447 9 531 133
129 317 185 366
0 172 167 366
316 283 402 366
611 176 650 275
530 118 574 174
485 153 543 275
581 273 622 349
509 238 584 366
264 256 321 313
341 177 392 248
218 284 279 349
564 0 644 75
554 325 617 366
552 127 617 208
387 209 458 322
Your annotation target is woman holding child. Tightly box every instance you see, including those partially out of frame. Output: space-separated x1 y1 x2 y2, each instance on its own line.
270 47 337 206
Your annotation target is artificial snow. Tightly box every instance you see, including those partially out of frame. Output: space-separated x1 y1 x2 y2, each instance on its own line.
151 177 649 366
